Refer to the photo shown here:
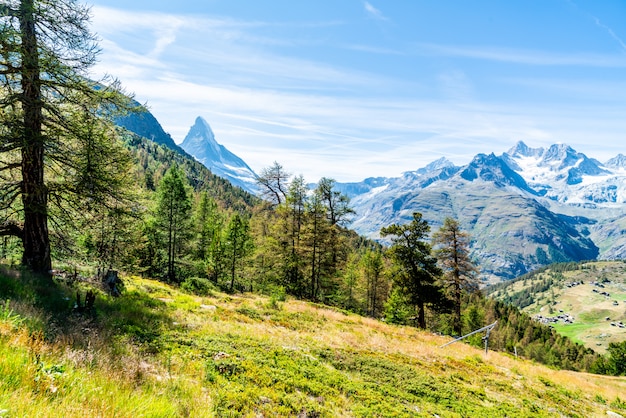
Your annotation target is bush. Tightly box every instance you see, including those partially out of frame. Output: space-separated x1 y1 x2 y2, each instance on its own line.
384 287 411 325
180 277 216 296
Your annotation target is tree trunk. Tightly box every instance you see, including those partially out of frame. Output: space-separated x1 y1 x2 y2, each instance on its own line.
417 300 426 329
19 0 51 275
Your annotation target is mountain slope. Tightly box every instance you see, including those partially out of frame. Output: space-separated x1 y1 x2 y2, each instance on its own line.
346 142 626 281
486 260 626 354
1 267 625 417
180 117 258 194
114 103 188 156
120 129 258 212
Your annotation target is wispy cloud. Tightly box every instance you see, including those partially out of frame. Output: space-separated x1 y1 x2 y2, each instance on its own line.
89 5 626 182
592 17 626 52
364 2 388 21
342 43 405 55
565 0 626 53
416 42 626 67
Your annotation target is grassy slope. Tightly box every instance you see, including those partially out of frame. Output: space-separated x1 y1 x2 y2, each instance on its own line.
488 261 626 353
1 269 625 417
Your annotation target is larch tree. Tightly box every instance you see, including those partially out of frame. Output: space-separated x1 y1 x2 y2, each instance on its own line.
303 190 328 301
0 0 132 274
256 161 290 206
284 175 307 294
193 191 222 261
155 165 191 282
432 217 479 336
224 212 253 292
362 249 384 317
380 212 444 329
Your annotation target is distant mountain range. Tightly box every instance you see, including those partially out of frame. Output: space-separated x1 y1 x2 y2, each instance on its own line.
337 141 626 281
113 104 626 282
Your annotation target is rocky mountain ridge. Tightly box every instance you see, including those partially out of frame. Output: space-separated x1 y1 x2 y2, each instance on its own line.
114 102 625 282
341 141 626 281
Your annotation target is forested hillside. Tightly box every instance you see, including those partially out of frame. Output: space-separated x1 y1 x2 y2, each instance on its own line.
1 1 626 416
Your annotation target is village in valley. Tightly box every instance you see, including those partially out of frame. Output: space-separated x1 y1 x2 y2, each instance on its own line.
515 264 626 353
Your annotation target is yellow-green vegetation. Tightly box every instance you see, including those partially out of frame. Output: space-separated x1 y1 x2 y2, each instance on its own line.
488 261 626 353
1 267 626 417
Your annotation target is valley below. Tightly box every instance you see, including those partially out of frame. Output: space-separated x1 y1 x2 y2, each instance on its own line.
488 261 626 354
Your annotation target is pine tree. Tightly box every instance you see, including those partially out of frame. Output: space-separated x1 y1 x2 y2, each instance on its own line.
432 217 480 335
155 165 191 282
224 213 253 292
380 212 444 329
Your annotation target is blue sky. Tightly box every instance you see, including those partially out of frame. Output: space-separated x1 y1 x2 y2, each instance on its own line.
88 0 626 182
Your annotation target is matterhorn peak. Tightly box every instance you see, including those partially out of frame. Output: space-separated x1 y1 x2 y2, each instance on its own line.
180 116 258 194
185 116 217 147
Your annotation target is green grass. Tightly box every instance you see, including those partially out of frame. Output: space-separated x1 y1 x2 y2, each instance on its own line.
1 266 626 417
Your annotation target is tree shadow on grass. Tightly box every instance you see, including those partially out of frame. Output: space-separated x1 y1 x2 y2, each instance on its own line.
0 265 174 354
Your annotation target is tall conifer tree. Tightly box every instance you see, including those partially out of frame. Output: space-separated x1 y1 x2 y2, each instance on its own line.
432 217 479 335
0 0 131 274
380 212 444 329
155 165 191 282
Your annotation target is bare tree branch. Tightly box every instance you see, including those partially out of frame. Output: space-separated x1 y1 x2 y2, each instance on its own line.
0 219 23 238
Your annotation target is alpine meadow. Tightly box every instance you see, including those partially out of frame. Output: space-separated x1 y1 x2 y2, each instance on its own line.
1 1 626 417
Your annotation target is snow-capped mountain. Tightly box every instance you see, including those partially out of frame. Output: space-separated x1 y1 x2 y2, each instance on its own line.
180 117 258 194
344 141 626 282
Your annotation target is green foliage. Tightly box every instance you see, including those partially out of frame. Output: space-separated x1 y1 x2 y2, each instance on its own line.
456 295 600 372
380 212 444 329
384 287 411 325
0 300 24 329
432 217 479 335
155 165 192 282
224 213 253 292
0 0 136 273
180 277 217 296
605 341 626 376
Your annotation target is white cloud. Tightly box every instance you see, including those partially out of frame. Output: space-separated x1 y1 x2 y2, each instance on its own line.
364 2 388 21
88 5 626 182
416 42 626 67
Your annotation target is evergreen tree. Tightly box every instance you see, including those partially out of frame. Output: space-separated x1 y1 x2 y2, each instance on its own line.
384 287 411 325
362 249 384 317
432 217 480 335
0 0 132 274
304 191 326 300
315 177 354 279
224 212 253 292
606 341 626 376
284 175 308 295
316 177 354 227
206 224 226 284
380 212 444 329
155 165 191 282
193 192 222 261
